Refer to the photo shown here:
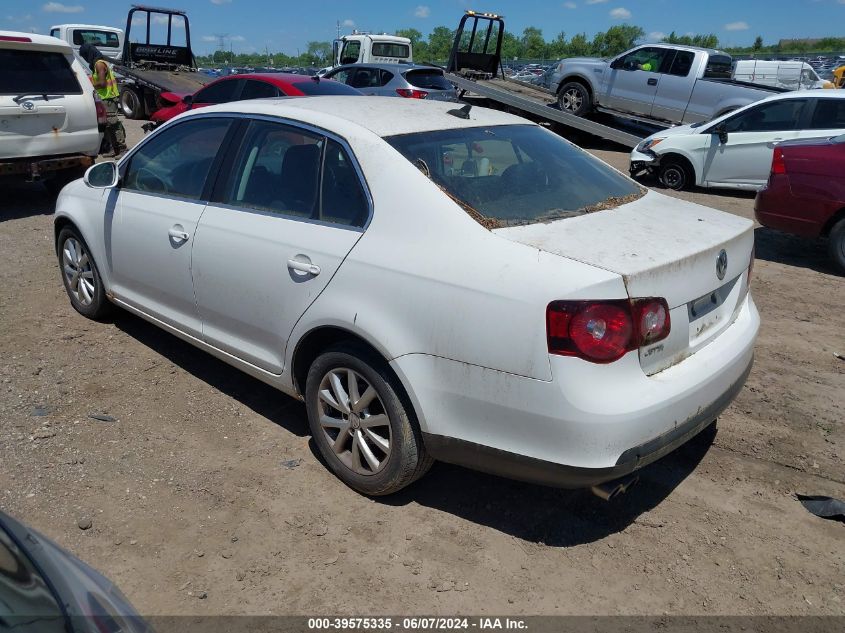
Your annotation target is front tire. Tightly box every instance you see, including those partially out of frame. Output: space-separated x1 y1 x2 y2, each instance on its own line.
57 227 112 320
557 81 591 117
659 160 691 191
305 344 433 496
828 218 845 274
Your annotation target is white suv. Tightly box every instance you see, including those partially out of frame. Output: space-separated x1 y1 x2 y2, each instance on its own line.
0 31 104 195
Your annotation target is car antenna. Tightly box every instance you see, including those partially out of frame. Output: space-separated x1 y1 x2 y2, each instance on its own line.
447 104 472 119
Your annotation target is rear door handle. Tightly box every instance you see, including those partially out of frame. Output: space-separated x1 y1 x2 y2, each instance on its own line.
647 78 658 86
168 227 190 242
287 259 321 276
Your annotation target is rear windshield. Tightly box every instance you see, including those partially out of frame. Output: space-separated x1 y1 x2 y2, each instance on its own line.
386 125 643 228
72 30 120 48
704 54 733 79
293 80 363 96
0 50 81 95
372 43 410 58
404 70 453 91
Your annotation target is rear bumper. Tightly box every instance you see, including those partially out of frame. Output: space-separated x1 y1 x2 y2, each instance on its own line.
393 294 759 489
0 155 94 180
754 182 827 238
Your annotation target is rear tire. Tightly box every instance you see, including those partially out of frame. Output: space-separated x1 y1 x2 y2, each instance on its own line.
828 218 845 274
557 82 591 117
305 344 433 496
659 160 691 191
119 86 144 119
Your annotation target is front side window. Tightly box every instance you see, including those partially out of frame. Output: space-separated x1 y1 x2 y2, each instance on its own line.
0 50 81 95
194 79 241 104
124 118 232 198
224 121 368 227
349 68 381 89
722 99 807 133
386 125 643 227
808 99 845 129
327 69 352 84
617 47 668 73
340 41 361 65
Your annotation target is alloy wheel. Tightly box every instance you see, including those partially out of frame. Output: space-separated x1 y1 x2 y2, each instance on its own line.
562 88 583 112
62 237 96 306
317 368 392 476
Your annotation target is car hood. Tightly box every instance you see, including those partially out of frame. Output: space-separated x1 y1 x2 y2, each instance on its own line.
559 57 609 66
641 123 698 143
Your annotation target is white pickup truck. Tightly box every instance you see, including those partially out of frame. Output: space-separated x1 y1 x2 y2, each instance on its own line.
0 31 104 195
548 44 780 126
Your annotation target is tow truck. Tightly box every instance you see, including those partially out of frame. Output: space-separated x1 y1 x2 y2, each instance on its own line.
114 4 212 120
445 11 660 148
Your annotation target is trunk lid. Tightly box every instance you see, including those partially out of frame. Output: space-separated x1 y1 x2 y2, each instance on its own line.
494 190 754 374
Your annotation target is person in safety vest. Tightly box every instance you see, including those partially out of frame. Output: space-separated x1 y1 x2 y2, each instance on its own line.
80 42 127 157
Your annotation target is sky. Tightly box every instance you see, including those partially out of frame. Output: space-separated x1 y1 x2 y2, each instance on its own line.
3 0 845 56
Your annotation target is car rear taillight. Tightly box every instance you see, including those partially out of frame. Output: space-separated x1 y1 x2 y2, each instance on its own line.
396 88 428 99
546 298 671 364
94 94 107 127
0 35 32 42
771 147 787 175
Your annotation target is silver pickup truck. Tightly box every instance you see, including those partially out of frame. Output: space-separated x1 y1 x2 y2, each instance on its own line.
547 44 780 126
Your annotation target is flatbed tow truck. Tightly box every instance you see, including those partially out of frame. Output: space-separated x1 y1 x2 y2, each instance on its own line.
114 5 212 120
444 11 663 149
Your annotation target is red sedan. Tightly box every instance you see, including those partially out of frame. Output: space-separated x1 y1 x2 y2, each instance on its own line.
150 73 363 124
755 135 845 273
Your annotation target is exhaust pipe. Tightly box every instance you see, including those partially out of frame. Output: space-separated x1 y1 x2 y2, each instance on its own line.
590 474 639 501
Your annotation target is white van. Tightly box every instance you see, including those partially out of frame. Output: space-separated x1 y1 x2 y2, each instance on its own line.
0 31 104 194
733 60 832 90
49 24 124 61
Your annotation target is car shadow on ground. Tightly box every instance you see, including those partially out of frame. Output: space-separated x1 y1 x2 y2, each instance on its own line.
754 226 835 275
378 424 716 547
0 182 54 222
112 311 309 438
112 308 714 546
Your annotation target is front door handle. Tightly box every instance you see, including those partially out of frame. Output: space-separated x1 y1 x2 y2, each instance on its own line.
168 227 190 242
647 78 658 86
287 259 321 276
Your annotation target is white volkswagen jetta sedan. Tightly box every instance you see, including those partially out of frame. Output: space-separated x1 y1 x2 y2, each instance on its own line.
54 97 759 497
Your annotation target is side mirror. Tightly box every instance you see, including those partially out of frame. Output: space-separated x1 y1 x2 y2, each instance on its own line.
182 94 193 109
84 161 119 189
714 125 728 145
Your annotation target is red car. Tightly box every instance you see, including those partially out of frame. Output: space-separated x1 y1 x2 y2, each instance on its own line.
755 134 845 273
150 73 363 124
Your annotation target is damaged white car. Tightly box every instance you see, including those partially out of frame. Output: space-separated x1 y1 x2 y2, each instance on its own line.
53 97 759 497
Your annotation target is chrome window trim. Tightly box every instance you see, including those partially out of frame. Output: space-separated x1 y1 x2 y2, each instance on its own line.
118 111 375 231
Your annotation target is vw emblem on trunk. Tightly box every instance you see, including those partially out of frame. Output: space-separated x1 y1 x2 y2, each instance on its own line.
716 249 728 281
21 101 35 111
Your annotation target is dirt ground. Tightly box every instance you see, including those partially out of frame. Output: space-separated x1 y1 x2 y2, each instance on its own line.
0 119 843 617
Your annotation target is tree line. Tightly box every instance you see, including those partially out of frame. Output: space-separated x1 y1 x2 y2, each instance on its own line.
196 25 845 68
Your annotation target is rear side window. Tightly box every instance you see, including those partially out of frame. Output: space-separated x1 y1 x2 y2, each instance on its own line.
240 79 279 100
292 80 362 96
404 70 453 90
704 55 732 79
194 79 241 104
349 68 382 88
809 99 845 130
321 139 369 227
72 30 120 48
667 51 695 77
0 50 81 95
124 118 232 199
372 43 410 58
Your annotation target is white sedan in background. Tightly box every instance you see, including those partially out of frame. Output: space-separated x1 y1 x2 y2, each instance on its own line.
630 91 845 191
54 97 758 498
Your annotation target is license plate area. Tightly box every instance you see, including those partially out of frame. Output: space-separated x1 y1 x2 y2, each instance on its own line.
687 275 740 346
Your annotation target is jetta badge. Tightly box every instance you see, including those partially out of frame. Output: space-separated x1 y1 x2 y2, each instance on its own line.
716 249 728 281
21 101 35 111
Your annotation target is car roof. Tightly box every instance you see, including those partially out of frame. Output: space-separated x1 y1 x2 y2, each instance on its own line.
0 30 72 51
195 96 531 138
757 89 845 103
214 72 319 85
48 24 122 31
332 63 442 72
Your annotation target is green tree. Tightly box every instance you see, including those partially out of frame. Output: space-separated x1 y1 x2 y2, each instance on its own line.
753 35 763 51
306 41 331 64
500 31 523 60
566 32 591 57
548 31 568 59
427 25 455 62
592 24 644 57
521 26 546 59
